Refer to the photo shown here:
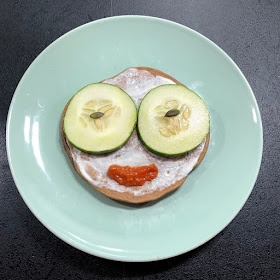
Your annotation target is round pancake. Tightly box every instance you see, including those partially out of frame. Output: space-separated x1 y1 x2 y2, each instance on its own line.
61 67 210 203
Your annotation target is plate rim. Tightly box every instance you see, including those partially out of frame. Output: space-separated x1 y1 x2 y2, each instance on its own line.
6 15 263 262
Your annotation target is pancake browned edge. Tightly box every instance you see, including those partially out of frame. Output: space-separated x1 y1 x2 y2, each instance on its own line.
61 67 210 204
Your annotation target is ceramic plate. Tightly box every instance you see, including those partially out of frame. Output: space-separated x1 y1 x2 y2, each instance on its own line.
6 16 263 262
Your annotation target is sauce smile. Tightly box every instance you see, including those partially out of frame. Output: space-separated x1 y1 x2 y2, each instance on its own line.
108 164 158 187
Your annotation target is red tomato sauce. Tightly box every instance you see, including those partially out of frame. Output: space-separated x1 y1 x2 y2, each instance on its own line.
108 164 158 187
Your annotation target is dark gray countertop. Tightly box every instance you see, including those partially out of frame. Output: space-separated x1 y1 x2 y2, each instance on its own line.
1 1 280 279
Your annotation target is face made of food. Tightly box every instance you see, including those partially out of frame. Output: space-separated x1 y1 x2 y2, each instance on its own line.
66 68 207 197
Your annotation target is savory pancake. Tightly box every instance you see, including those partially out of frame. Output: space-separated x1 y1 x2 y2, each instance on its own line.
61 67 209 203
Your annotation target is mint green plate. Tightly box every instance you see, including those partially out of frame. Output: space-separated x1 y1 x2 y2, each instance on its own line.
6 16 262 262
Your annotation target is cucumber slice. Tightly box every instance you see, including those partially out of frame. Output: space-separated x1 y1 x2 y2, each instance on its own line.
64 83 137 154
137 84 210 157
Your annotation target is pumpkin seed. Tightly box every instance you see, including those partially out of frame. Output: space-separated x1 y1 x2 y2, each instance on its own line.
165 109 180 117
90 112 104 119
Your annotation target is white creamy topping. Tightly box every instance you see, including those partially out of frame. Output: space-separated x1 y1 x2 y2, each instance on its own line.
104 68 176 107
68 68 205 196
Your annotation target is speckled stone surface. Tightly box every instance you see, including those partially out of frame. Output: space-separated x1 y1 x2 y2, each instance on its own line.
1 1 280 279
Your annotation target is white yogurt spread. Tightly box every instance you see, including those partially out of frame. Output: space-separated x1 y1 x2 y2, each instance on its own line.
67 68 205 196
